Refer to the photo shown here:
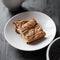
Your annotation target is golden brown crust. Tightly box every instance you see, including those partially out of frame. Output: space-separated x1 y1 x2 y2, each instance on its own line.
13 18 46 44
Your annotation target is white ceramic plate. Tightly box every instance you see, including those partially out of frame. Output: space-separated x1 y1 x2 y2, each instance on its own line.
4 11 56 51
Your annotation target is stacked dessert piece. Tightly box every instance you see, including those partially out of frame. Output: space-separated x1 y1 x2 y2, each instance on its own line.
13 18 46 44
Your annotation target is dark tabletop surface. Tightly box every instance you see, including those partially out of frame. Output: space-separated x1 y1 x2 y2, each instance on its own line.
0 0 60 60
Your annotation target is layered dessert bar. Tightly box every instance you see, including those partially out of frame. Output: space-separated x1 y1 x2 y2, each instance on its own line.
13 18 46 44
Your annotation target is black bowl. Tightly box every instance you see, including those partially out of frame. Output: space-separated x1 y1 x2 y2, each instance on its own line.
46 37 60 60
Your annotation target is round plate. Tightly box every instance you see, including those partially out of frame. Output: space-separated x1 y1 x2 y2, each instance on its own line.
4 11 56 51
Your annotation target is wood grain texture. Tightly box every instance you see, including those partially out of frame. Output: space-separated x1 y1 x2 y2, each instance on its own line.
0 0 60 60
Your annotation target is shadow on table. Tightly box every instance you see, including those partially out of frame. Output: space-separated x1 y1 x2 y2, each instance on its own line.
15 47 47 60
9 6 28 16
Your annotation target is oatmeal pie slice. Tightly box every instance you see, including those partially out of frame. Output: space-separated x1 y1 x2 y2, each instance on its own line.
13 18 46 44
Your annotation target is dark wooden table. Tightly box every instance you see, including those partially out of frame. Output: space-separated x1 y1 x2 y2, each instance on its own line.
0 0 60 60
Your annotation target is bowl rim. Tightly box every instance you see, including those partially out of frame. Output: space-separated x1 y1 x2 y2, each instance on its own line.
4 11 57 51
46 37 60 60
